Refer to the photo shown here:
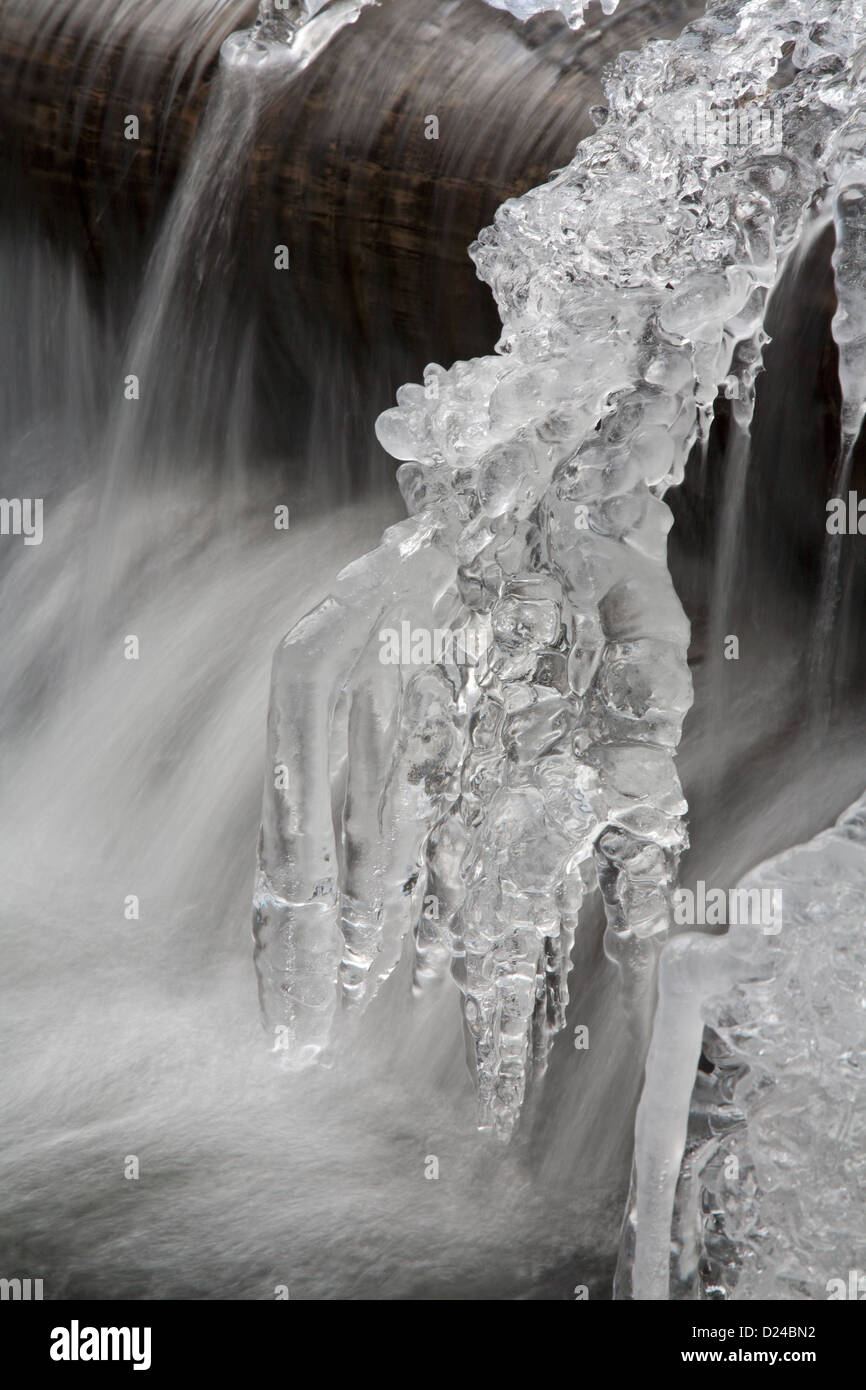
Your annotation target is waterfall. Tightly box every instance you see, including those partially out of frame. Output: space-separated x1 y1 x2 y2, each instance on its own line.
1 0 864 1303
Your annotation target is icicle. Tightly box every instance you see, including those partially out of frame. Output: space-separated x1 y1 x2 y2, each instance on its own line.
339 659 465 1007
253 517 458 1063
255 0 866 1146
625 786 866 1301
221 0 371 71
812 156 866 682
627 928 774 1299
830 174 866 460
482 0 621 32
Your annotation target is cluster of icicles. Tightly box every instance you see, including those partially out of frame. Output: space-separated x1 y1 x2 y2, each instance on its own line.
241 0 612 50
619 787 866 1302
252 0 866 1291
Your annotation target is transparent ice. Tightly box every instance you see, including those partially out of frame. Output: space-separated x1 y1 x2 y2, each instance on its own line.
594 0 866 1299
253 0 866 1229
221 0 372 71
620 789 866 1300
482 0 621 31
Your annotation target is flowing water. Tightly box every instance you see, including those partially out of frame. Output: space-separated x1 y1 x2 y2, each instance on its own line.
1 0 864 1301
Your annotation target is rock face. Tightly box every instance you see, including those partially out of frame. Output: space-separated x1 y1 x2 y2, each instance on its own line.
0 0 701 375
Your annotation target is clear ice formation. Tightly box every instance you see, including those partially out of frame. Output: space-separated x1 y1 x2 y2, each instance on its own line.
482 0 620 32
221 0 372 70
254 0 866 1167
605 0 866 1300
620 790 866 1301
813 114 866 684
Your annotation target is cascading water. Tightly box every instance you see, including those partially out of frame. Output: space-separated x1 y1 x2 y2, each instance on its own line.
1 0 864 1308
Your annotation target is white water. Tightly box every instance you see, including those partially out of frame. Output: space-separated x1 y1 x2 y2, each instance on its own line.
3 0 866 1302
0 215 635 1302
